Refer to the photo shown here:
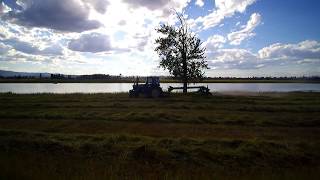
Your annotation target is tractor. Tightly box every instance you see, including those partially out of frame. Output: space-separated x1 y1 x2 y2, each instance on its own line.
129 77 163 98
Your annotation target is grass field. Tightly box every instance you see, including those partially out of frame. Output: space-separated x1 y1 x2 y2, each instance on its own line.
0 92 320 179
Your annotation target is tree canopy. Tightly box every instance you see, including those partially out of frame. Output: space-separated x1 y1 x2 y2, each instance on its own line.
155 13 208 93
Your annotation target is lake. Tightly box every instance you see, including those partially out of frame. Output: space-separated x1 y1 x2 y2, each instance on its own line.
0 83 319 94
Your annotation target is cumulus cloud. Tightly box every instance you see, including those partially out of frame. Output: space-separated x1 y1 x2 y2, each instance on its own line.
0 42 11 54
132 37 149 51
123 0 170 10
1 0 22 12
118 20 126 26
2 0 102 32
195 0 256 30
228 13 261 45
0 2 10 14
122 0 190 16
68 33 113 53
204 35 226 50
0 3 3 14
208 48 259 69
195 0 204 7
2 38 64 56
258 40 320 60
68 33 131 53
0 0 317 76
41 44 65 56
206 40 320 69
82 0 109 14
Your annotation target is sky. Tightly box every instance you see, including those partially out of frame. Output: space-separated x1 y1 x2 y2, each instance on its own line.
0 0 319 77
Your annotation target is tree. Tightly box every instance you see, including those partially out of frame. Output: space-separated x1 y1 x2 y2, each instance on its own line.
155 12 208 93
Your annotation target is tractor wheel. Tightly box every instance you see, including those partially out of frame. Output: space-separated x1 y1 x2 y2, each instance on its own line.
129 90 135 97
151 88 162 98
129 90 139 98
139 92 147 98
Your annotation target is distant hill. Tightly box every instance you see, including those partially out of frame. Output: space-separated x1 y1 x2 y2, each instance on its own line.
0 70 51 78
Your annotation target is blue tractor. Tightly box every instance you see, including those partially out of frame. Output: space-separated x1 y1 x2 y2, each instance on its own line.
129 77 163 98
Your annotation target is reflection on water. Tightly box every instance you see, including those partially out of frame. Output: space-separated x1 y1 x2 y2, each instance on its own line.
0 83 319 94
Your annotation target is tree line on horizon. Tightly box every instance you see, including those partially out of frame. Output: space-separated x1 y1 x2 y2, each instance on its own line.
0 73 319 81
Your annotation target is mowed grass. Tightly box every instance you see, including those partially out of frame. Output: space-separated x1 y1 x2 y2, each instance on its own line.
0 92 320 179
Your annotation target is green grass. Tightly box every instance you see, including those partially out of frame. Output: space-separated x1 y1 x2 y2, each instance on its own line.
1 93 319 126
0 92 320 179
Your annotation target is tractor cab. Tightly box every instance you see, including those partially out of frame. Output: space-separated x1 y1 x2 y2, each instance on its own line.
146 76 160 86
129 76 163 98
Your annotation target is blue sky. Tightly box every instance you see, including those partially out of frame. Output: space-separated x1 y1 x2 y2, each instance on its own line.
0 0 319 77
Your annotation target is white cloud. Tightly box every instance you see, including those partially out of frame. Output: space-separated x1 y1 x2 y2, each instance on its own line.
123 0 170 11
1 0 318 76
204 35 226 50
207 40 320 70
228 13 261 45
208 48 258 69
2 38 64 56
0 42 11 54
82 0 109 14
122 0 190 16
258 40 320 60
0 2 11 14
195 0 204 7
68 33 112 53
0 0 181 73
195 0 257 30
3 0 102 32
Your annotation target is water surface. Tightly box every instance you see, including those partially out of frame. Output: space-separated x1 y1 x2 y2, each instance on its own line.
0 83 319 94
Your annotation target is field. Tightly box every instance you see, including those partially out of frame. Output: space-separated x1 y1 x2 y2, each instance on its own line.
0 92 320 179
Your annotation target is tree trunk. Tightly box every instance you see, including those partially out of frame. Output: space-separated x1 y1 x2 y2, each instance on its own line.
182 29 188 94
182 54 188 94
183 81 187 94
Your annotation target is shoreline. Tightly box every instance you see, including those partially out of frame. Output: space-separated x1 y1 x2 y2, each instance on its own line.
0 91 319 95
0 79 320 83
